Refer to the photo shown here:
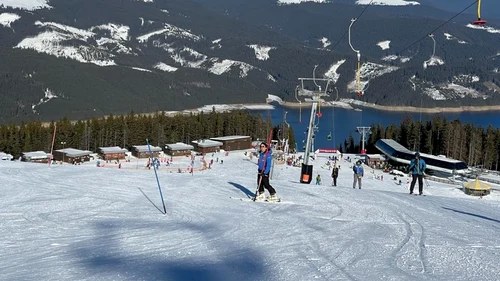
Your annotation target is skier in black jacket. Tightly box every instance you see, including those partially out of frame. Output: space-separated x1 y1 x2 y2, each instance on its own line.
331 165 339 186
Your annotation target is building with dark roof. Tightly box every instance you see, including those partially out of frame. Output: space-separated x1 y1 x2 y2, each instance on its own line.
210 135 251 151
375 139 469 175
192 139 223 154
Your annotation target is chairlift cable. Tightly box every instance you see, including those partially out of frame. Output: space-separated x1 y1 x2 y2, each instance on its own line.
397 0 478 55
329 0 375 52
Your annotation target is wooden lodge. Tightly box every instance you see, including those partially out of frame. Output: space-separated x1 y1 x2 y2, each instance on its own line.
165 143 194 156
192 139 223 154
53 148 92 163
210 135 252 151
131 145 162 158
99 146 128 160
21 151 52 163
365 154 387 168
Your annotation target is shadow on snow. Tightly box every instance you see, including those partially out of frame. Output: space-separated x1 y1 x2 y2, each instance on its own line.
228 181 255 197
72 220 269 281
442 207 500 224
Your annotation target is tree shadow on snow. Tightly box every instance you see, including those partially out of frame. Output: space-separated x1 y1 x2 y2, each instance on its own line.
228 181 255 197
442 207 500 224
72 220 270 281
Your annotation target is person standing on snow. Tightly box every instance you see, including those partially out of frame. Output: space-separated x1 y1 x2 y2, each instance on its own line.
352 160 364 189
331 165 339 186
255 142 278 201
409 152 426 195
316 174 321 185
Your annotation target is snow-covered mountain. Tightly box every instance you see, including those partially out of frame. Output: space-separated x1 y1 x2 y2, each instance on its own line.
0 0 499 122
356 0 420 6
277 0 327 4
0 0 51 10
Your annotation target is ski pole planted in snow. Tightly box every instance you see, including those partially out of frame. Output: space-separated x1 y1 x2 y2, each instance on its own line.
146 138 166 214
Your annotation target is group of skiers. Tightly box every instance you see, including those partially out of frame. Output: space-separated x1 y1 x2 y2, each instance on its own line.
314 160 363 188
254 144 428 201
333 152 427 193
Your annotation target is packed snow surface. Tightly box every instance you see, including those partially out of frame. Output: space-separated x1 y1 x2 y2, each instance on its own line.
1 152 499 281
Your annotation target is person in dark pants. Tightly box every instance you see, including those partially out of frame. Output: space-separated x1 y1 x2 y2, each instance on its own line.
409 152 427 195
331 165 339 186
255 142 278 201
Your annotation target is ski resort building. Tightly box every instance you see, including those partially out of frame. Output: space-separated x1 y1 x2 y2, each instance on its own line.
21 151 52 163
192 139 223 154
210 136 251 151
0 152 13 161
365 154 387 168
375 139 469 175
130 145 162 158
53 148 92 163
98 146 128 160
165 143 194 156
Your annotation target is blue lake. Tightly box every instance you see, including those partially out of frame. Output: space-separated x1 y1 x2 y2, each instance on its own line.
253 105 500 152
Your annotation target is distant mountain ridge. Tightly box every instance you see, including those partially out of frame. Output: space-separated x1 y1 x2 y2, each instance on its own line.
0 0 499 122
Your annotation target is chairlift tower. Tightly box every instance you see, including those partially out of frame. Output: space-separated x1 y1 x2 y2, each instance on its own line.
297 66 332 184
356 126 371 154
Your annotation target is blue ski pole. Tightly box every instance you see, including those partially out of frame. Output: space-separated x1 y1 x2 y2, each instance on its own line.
146 139 166 214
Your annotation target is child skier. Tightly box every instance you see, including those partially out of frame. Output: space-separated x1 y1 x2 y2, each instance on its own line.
316 174 321 185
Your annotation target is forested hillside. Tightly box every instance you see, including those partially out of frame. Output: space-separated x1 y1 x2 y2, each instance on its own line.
341 116 500 171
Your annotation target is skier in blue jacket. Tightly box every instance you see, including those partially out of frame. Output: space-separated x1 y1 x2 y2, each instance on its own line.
255 142 278 201
352 160 364 189
409 152 427 195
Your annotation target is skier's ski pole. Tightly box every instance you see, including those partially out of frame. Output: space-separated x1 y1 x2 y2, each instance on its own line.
252 129 273 201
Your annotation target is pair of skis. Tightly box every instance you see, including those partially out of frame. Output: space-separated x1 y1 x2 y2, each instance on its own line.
230 196 288 204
